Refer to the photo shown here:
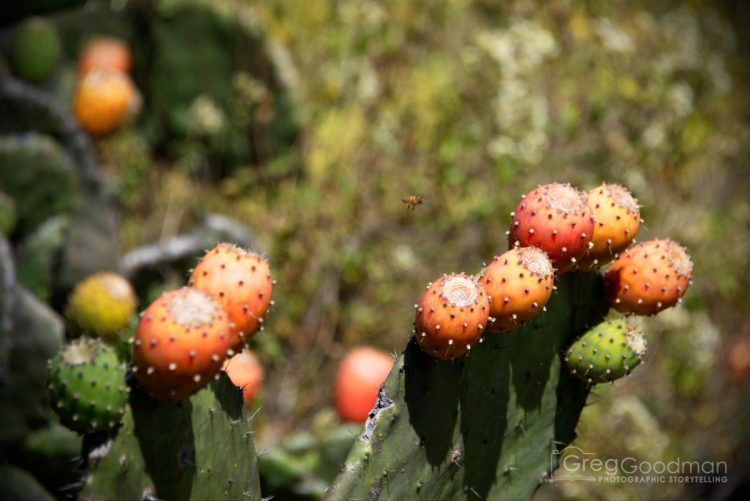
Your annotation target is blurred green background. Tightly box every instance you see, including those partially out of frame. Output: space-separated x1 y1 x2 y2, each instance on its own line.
3 0 750 499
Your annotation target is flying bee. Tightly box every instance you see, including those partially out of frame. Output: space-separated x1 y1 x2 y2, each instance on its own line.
402 195 425 212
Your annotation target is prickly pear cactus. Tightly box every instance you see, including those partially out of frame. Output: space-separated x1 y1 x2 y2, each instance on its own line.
327 272 608 501
79 374 261 501
0 77 121 294
0 235 64 445
15 215 69 301
0 133 77 236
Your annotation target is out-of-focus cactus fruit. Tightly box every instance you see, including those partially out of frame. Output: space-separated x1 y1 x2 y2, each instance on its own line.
9 17 61 84
78 36 132 77
223 348 264 406
73 70 139 137
65 272 137 340
334 346 393 423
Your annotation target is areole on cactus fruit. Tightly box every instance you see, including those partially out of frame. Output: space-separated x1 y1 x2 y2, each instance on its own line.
565 319 646 384
65 272 137 340
480 246 555 333
189 243 273 353
48 338 128 433
604 239 693 315
579 183 641 270
334 346 393 423
414 273 490 360
133 287 231 402
508 183 594 273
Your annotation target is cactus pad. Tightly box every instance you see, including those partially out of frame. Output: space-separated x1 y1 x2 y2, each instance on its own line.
79 373 261 501
48 338 128 433
327 272 608 500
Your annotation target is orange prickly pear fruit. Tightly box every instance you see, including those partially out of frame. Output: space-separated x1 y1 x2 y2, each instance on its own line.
414 273 490 360
189 243 273 353
480 246 555 333
78 36 132 77
222 348 264 406
73 69 140 137
579 183 641 270
133 287 231 402
604 239 693 315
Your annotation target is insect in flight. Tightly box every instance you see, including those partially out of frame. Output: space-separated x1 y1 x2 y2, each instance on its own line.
402 195 425 212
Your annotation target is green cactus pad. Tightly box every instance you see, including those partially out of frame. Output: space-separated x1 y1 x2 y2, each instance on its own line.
48 338 128 434
0 133 77 236
565 318 646 384
1 236 65 446
79 373 261 501
15 215 69 302
9 17 61 85
326 272 608 501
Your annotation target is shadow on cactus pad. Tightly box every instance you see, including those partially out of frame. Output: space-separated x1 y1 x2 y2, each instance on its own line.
79 373 260 500
327 272 608 501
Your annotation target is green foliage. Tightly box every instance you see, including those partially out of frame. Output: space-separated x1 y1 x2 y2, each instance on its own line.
80 374 261 501
328 273 608 500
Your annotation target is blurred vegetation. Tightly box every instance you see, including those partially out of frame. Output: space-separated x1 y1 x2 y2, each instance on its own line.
2 0 750 498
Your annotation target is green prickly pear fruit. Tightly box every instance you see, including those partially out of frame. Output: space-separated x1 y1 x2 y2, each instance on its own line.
48 338 128 433
65 272 137 341
10 17 62 84
565 319 646 384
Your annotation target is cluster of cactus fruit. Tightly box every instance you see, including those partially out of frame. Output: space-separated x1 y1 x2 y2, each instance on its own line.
35 181 692 500
48 242 274 433
133 243 274 402
326 182 693 500
411 182 692 384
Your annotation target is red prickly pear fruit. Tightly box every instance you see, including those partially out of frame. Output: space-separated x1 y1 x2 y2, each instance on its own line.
480 247 554 333
334 347 393 423
133 287 231 402
508 183 594 273
189 243 273 353
604 239 693 315
223 348 264 406
414 273 490 360
578 184 641 270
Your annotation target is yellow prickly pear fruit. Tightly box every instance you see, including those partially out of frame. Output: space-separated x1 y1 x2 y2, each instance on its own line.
65 272 137 340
